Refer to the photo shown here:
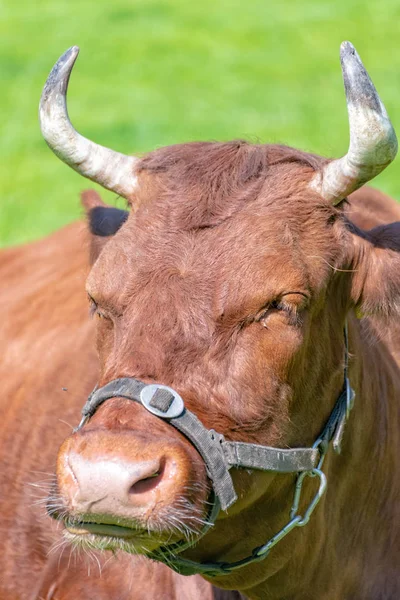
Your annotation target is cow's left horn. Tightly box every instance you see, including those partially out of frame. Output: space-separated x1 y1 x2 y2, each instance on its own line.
310 42 397 204
39 47 138 199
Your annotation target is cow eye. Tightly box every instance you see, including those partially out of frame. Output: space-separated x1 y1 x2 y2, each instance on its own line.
257 300 281 323
88 294 110 320
257 294 306 327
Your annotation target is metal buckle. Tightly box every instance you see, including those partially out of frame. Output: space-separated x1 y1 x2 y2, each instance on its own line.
140 384 185 418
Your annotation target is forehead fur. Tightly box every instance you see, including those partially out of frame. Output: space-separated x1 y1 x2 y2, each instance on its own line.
135 141 325 230
89 142 341 314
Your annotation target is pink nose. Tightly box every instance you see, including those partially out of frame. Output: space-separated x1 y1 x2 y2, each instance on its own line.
56 428 200 524
65 453 163 517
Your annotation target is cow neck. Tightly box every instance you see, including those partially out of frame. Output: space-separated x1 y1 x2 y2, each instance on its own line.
76 322 354 577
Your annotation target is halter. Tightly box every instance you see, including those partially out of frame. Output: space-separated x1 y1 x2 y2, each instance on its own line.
76 323 354 577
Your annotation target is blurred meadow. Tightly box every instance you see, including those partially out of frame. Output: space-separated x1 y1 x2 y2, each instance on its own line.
2 0 400 247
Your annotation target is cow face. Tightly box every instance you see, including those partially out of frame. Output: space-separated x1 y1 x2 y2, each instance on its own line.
53 143 351 553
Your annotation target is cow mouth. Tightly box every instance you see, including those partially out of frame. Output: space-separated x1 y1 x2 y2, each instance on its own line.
55 500 208 554
66 521 144 539
62 517 178 554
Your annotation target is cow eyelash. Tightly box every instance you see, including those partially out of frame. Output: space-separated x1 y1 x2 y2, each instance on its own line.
88 295 107 320
88 300 97 318
257 300 301 327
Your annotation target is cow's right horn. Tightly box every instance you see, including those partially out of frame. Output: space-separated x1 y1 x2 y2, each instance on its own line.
39 47 138 199
309 42 397 204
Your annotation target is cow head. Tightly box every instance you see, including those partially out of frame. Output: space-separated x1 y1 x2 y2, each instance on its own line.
41 44 400 577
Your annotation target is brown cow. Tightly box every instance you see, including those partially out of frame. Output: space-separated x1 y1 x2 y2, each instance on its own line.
28 41 400 598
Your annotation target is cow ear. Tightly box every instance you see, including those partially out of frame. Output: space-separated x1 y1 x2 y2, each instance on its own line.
81 190 129 263
349 221 400 318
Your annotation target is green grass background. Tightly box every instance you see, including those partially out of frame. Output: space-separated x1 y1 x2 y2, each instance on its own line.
2 0 400 247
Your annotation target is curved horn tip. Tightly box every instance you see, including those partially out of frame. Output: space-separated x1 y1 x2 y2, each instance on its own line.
40 46 80 106
340 41 356 58
62 45 80 58
49 46 80 76
338 41 387 116
340 41 366 75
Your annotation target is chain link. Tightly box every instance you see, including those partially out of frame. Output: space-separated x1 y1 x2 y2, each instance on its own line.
254 461 328 559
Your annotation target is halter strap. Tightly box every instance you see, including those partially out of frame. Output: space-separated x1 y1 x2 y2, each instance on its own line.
80 378 320 511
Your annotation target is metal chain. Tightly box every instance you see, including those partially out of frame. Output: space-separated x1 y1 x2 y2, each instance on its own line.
251 351 353 563
253 449 328 560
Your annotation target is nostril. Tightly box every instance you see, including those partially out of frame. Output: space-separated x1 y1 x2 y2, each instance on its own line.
129 461 165 495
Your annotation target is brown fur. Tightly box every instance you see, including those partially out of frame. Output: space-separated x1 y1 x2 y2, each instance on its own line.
135 142 323 229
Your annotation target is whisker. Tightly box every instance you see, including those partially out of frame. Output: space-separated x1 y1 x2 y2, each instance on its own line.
57 538 68 570
58 418 74 430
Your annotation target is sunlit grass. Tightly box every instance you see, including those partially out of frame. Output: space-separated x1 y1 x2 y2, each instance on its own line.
2 0 400 246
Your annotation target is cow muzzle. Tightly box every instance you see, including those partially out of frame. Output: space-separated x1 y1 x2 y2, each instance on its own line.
55 407 211 555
